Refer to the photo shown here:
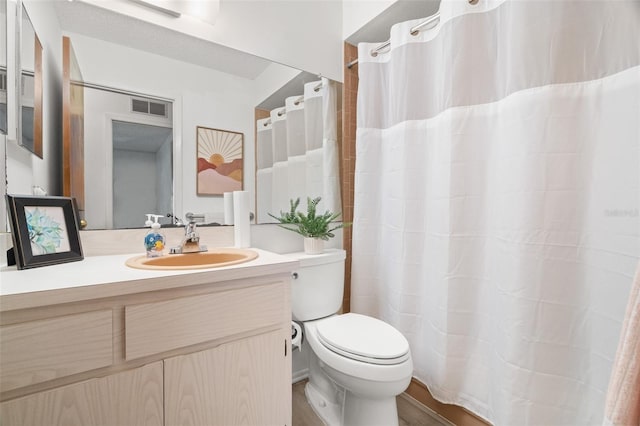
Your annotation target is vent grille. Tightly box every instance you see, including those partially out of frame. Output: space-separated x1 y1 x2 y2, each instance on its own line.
149 102 166 116
0 72 6 91
131 98 168 117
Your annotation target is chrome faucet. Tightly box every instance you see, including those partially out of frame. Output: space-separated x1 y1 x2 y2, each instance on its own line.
169 215 208 254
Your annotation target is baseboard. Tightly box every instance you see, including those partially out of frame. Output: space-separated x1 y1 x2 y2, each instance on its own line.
405 378 490 426
399 393 455 426
292 369 309 384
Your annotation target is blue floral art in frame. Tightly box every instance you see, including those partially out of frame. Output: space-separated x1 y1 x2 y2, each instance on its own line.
6 195 83 270
26 207 67 255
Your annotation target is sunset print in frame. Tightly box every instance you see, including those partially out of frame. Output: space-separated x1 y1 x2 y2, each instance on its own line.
196 126 244 195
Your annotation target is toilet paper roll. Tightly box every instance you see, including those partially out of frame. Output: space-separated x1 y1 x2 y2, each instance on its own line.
233 190 250 248
224 192 234 225
291 321 302 349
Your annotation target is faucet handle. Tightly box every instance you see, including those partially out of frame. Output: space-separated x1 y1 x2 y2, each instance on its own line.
185 212 205 224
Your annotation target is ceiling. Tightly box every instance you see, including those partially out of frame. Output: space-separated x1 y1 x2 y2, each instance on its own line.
256 71 320 111
112 120 172 153
346 0 441 45
52 0 441 104
53 0 441 81
53 1 272 80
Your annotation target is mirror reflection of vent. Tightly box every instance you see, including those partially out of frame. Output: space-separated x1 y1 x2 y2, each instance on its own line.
131 98 168 117
0 73 6 91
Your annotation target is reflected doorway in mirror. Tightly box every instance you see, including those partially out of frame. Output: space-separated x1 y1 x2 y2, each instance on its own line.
196 126 243 195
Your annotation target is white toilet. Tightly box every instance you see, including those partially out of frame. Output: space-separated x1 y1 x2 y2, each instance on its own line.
289 249 413 426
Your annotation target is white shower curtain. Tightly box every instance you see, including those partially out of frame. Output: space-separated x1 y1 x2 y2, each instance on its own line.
305 78 342 215
257 79 342 221
256 117 273 223
270 106 289 217
351 1 640 424
320 78 341 215
285 95 308 207
305 81 326 213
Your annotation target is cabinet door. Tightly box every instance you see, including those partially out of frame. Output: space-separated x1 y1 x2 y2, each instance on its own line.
165 330 289 426
0 362 163 426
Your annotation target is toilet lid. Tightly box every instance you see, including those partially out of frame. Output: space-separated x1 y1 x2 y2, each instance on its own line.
316 313 410 365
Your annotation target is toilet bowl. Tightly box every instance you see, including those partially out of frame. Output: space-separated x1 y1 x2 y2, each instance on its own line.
288 249 413 426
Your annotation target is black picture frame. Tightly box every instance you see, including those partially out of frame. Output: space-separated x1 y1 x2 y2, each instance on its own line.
6 195 84 270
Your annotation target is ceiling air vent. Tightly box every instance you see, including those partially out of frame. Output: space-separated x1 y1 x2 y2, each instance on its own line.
131 98 168 117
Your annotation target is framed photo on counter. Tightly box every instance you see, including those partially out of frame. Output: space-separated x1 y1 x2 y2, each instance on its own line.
5 195 84 270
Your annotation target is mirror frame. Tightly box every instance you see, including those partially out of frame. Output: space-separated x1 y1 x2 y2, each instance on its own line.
17 0 43 158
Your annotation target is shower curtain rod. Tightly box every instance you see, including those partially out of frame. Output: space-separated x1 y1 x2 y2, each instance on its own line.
346 11 441 69
294 81 324 105
262 105 287 126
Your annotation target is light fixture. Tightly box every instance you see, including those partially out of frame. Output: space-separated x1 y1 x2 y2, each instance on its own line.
129 0 219 24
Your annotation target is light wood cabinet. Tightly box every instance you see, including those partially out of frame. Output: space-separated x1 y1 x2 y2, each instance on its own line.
0 361 163 426
0 269 293 426
0 310 113 393
165 330 288 426
125 282 286 360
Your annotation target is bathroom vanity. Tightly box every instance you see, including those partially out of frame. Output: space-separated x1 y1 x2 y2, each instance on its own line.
0 249 296 426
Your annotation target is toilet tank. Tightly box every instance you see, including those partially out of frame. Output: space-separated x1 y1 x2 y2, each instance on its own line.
288 249 346 321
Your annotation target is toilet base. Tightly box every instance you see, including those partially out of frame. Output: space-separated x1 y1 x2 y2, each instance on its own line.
305 381 400 426
305 381 341 426
343 392 399 426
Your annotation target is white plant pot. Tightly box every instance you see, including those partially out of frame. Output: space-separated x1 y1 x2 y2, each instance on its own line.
304 237 324 255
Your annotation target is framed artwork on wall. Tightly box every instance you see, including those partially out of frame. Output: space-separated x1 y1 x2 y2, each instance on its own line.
196 126 244 196
5 195 84 270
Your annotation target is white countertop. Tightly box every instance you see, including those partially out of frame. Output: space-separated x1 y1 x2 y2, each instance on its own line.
0 248 298 311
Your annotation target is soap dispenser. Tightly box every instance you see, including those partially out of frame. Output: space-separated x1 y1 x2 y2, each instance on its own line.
144 214 165 257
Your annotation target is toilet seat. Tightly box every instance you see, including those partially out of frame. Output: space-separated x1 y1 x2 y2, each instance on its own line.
315 313 410 365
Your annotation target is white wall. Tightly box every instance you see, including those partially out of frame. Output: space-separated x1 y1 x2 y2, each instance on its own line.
81 0 344 82
252 62 302 108
1 5 7 232
25 0 62 195
342 1 441 44
0 134 6 232
342 0 396 40
20 7 35 71
211 0 343 82
4 0 16 146
6 1 63 201
0 2 6 69
180 90 254 218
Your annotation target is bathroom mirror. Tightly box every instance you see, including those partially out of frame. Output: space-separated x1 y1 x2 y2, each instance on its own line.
0 0 7 135
18 3 42 157
4 1 343 230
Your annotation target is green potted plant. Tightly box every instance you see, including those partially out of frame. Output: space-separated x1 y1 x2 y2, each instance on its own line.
269 197 349 254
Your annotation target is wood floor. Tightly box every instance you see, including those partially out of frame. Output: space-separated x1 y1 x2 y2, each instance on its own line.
292 380 452 426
